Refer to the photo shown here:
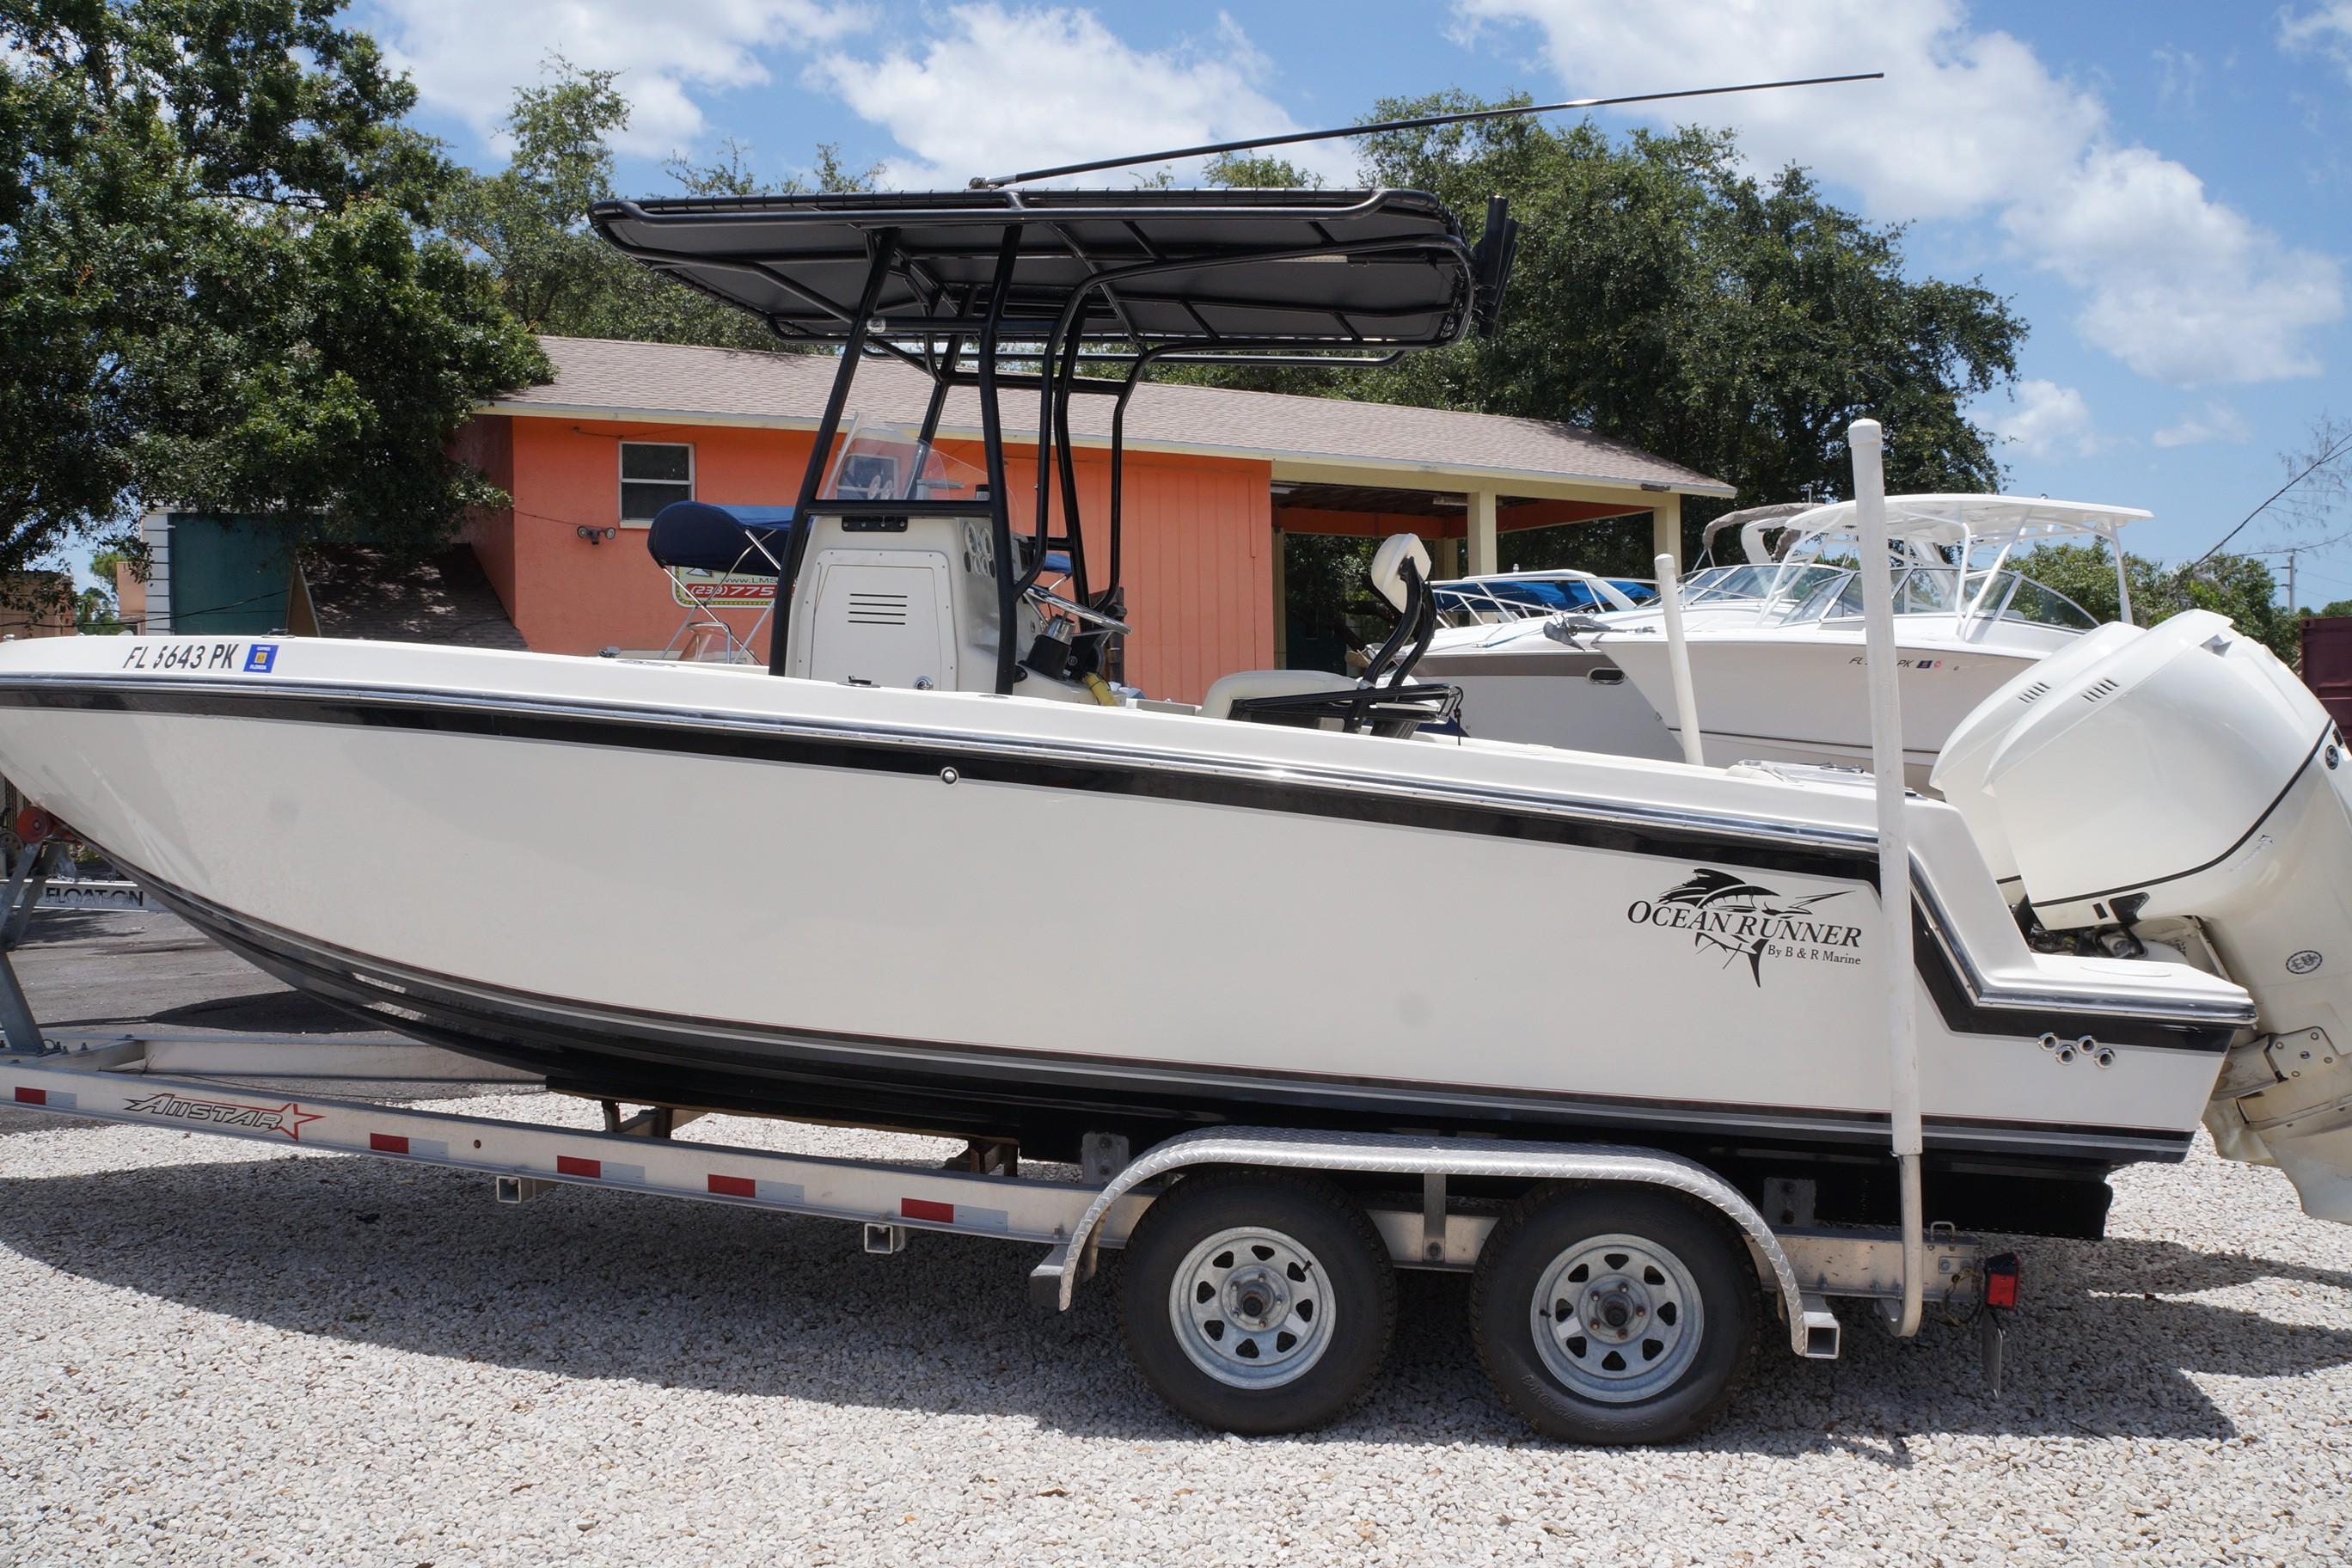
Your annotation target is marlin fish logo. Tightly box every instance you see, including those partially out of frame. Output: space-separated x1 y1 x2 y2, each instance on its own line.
1632 868 1859 984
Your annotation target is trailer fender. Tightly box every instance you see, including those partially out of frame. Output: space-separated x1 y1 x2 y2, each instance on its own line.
1029 1125 1818 1357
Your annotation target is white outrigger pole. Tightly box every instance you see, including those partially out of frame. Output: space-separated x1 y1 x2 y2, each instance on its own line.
1653 423 1932 1338
1848 419 1926 1338
1652 552 1708 767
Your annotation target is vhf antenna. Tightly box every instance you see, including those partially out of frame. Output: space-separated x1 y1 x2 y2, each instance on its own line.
972 72 1883 189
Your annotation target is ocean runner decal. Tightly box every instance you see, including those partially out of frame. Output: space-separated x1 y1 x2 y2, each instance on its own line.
1626 868 1862 984
122 1089 322 1141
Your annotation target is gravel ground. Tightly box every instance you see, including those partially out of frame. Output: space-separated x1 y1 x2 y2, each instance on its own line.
3 913 2349 1565
3 1091 2349 1567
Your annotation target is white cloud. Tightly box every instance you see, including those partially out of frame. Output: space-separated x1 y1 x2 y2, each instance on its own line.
2281 3 2352 83
2152 46 2204 112
365 0 868 154
806 6 1354 189
2153 401 2252 450
2003 145 2341 383
1454 0 2344 387
1982 379 2106 459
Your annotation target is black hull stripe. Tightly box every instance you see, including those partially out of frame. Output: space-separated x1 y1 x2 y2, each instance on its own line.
128 860 2191 1166
0 677 2242 1057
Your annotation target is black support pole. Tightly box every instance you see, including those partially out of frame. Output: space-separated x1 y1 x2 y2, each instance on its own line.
977 230 1024 695
916 337 960 456
1025 326 1058 595
769 230 898 677
1052 336 1089 603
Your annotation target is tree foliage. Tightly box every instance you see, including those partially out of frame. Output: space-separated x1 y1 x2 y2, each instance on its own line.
0 0 548 573
2017 543 2294 660
1198 106 2028 626
441 59 881 352
1346 101 2023 529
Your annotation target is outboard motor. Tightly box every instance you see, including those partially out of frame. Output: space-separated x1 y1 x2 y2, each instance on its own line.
1936 609 2352 1220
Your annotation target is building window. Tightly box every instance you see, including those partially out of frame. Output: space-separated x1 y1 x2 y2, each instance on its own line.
620 442 693 521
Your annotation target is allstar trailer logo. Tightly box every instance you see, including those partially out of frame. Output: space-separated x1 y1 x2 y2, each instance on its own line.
122 1090 323 1141
1625 868 1864 984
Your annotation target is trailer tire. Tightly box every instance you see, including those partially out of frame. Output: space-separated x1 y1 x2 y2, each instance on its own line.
1118 1168 1395 1435
1470 1183 1756 1445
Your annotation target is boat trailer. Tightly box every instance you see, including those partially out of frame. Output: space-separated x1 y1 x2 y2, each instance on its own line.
0 832 2014 1436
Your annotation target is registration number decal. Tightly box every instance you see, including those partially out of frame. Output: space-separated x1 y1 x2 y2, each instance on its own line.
120 640 279 674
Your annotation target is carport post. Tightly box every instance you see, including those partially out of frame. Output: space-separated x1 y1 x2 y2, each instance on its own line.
1466 490 1499 576
1651 491 1683 569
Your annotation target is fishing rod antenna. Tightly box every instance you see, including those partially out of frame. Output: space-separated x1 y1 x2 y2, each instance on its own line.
971 72 1883 190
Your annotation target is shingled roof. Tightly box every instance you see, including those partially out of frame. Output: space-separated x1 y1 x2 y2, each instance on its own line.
487 336 1731 499
302 545 528 650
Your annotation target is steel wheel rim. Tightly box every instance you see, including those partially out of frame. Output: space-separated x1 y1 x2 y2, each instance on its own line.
1167 1225 1335 1389
1528 1232 1705 1403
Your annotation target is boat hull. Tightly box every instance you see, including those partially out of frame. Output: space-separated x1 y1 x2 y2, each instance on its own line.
0 638 2248 1199
1603 631 2049 791
1418 640 1683 759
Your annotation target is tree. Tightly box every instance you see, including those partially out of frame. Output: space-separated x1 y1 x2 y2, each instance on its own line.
437 58 636 335
442 61 883 352
1185 106 2027 608
2017 544 2294 660
1341 101 2023 566
1 0 548 575
75 584 119 634
2273 413 2349 538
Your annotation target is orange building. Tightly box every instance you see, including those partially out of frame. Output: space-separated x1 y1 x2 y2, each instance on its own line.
450 336 1729 703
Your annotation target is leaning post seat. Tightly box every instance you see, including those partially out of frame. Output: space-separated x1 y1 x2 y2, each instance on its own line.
646 502 802 664
1218 533 1463 738
646 501 800 577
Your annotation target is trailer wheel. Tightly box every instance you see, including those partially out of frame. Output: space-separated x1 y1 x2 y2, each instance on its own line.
1470 1184 1756 1445
1118 1168 1395 1435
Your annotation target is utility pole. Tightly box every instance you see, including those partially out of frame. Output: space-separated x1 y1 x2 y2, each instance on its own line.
2245 546 2303 616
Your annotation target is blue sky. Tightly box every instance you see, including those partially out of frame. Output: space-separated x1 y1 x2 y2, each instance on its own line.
354 0 2352 593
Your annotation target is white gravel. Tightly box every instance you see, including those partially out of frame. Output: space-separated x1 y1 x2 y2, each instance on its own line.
3 1094 2349 1567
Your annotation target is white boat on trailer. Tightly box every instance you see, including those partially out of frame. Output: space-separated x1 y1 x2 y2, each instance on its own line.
3 177 2349 1445
1423 494 2142 787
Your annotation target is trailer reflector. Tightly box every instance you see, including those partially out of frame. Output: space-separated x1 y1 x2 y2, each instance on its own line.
1983 1251 2021 1310
557 1155 602 1179
15 1086 46 1105
902 1197 955 1223
371 1132 409 1155
708 1173 756 1197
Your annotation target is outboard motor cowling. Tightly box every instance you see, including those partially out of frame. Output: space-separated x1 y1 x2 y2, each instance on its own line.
1935 610 2352 1221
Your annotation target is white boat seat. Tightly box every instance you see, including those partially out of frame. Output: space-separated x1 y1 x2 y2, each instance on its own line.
1199 669 1363 722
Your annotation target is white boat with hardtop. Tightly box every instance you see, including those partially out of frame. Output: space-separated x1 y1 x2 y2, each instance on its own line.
3 166 2347 1444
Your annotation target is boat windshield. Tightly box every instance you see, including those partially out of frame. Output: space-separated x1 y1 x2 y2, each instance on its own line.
1782 567 2098 630
818 420 989 505
1679 562 1849 616
1434 575 1657 628
1435 586 1536 627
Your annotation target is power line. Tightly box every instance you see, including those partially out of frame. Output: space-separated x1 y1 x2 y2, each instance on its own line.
2187 428 2352 569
